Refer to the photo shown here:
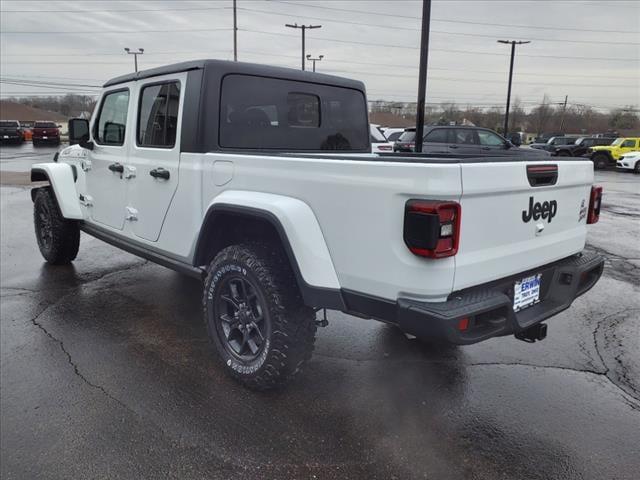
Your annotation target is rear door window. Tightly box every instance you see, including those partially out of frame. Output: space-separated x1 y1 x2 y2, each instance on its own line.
137 81 181 148
424 128 449 143
219 74 369 151
95 89 130 146
454 129 478 145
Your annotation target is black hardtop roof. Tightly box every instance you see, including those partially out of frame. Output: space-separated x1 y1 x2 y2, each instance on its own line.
103 59 366 91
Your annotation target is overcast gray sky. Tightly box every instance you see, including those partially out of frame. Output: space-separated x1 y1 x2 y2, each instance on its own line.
1 0 638 111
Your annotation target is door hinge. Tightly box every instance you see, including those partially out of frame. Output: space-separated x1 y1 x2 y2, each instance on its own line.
79 194 93 207
124 165 136 179
125 206 139 222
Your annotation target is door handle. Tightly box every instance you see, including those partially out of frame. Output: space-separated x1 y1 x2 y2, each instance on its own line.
149 167 170 180
108 163 124 173
482 147 491 150
449 145 459 149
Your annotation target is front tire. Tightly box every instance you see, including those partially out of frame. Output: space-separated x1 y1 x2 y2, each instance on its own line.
593 153 609 170
33 187 80 264
203 244 316 390
634 161 640 174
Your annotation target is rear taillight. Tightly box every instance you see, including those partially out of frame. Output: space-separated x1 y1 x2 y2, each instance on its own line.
587 185 602 224
403 200 461 258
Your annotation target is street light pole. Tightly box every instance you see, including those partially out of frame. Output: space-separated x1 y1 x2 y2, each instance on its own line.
285 23 322 70
124 47 144 72
498 39 530 137
414 0 432 153
306 54 324 72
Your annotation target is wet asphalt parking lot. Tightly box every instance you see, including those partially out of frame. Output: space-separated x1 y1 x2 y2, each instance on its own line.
1 143 639 479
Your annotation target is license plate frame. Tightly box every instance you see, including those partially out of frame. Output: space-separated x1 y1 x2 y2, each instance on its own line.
513 273 542 312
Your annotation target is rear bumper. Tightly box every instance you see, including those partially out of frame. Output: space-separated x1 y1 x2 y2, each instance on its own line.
396 250 604 345
0 133 22 142
32 136 60 143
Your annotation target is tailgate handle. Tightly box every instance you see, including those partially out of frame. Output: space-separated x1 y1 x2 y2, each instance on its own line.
527 164 558 187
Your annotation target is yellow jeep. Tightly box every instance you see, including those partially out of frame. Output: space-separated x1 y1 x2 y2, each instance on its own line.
590 137 640 169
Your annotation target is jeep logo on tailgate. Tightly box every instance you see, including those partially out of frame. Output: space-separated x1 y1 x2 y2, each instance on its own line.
522 197 557 223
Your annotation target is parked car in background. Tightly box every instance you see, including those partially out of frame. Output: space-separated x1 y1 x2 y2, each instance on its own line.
590 137 640 169
533 132 563 144
530 136 577 152
381 127 406 143
0 120 24 144
370 124 394 153
553 137 613 157
616 151 640 173
393 126 550 158
32 121 61 146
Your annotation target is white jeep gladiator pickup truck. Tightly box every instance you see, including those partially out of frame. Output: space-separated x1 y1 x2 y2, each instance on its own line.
31 60 604 390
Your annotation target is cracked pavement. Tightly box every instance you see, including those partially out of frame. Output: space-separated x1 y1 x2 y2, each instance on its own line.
1 146 639 479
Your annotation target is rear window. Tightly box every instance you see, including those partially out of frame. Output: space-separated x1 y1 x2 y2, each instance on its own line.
0 121 19 128
398 130 416 142
386 131 403 142
34 122 57 128
219 74 369 151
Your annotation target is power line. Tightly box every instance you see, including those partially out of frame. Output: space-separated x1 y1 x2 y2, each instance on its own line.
1 6 229 14
240 28 639 62
239 5 639 45
1 27 232 35
270 1 640 35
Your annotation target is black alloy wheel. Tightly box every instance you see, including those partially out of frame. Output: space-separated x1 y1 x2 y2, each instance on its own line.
214 275 270 361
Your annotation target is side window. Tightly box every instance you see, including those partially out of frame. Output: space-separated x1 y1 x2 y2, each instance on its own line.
218 74 369 151
621 139 636 148
95 90 130 146
424 128 448 143
137 81 181 148
455 129 478 145
477 130 504 146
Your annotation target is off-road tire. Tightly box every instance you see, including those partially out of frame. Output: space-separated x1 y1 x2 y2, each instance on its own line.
593 153 609 170
33 187 80 264
203 243 316 390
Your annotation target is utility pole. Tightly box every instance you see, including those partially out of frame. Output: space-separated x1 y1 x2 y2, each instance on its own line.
414 0 432 153
124 47 144 72
233 0 238 61
306 54 323 72
498 39 530 137
285 23 322 70
559 95 568 132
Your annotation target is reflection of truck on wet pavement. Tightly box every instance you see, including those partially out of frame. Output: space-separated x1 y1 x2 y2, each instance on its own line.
29 59 604 390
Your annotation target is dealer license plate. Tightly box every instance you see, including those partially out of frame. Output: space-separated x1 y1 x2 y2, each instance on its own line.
513 274 541 312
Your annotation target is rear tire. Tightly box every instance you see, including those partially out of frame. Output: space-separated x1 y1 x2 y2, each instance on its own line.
593 153 609 170
557 150 571 157
203 244 316 390
33 187 80 264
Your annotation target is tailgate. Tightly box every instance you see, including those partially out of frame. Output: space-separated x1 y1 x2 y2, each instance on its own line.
454 160 594 291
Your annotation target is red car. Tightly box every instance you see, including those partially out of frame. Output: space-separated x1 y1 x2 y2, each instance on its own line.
32 121 61 146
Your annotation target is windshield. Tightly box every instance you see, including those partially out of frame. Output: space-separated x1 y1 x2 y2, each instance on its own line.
0 121 18 128
574 137 585 145
398 130 416 142
611 138 624 146
369 125 387 143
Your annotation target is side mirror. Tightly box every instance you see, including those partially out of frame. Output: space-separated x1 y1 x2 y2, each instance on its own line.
504 140 513 149
68 118 93 149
